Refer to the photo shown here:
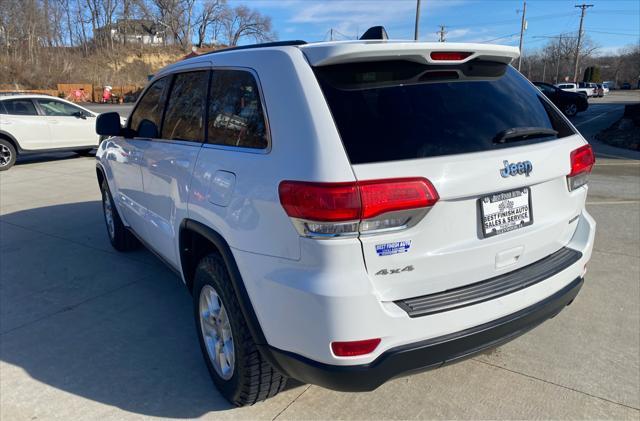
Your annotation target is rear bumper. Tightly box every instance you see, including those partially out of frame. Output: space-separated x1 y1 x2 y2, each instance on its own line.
261 276 583 392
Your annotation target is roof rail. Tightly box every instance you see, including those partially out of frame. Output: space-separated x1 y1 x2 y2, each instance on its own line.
201 40 307 57
0 91 54 97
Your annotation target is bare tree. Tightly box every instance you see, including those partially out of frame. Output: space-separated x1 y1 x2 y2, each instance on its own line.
224 5 274 47
0 0 279 90
194 0 226 47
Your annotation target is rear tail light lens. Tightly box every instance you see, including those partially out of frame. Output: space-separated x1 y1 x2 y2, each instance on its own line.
430 51 472 61
567 145 595 191
278 182 360 222
279 178 438 238
331 338 381 357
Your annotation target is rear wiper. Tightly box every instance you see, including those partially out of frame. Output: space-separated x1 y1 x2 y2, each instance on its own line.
493 127 558 144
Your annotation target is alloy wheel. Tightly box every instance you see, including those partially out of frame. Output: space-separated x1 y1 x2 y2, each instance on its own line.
199 284 235 380
0 144 12 167
102 191 115 240
564 103 577 116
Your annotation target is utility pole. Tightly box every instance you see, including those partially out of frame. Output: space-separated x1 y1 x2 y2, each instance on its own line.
517 0 527 71
437 25 447 42
414 0 421 40
573 3 593 82
542 60 547 82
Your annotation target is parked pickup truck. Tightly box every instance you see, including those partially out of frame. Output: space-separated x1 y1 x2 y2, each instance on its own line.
556 83 595 97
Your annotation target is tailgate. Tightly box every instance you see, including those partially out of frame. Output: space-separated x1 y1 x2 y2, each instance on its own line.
353 137 587 301
311 52 589 301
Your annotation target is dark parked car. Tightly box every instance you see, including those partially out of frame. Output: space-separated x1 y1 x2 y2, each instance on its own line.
533 82 589 117
621 82 631 90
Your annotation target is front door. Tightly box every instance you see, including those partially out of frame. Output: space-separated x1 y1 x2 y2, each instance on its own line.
34 99 98 148
110 75 172 238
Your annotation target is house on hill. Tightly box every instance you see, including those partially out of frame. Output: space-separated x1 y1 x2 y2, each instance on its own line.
95 19 164 46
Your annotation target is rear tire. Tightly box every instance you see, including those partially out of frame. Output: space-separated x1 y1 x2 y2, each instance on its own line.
0 139 16 171
193 253 287 406
100 180 139 251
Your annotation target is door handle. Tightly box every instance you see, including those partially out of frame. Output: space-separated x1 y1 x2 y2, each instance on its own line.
49 120 59 124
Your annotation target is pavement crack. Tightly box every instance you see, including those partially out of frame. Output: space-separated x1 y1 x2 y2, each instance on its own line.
0 219 162 269
0 279 140 336
272 384 312 420
471 359 640 411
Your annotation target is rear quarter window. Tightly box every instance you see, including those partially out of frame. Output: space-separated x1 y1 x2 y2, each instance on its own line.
315 60 574 164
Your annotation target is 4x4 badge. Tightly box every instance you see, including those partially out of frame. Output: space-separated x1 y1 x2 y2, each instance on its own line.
500 160 533 178
375 266 414 276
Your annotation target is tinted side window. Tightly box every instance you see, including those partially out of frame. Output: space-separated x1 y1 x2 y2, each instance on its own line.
3 99 38 116
537 84 555 95
36 99 83 116
161 71 208 142
129 77 169 138
207 70 268 149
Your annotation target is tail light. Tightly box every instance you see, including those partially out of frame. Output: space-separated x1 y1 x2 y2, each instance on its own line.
567 145 595 191
430 51 472 61
331 338 381 357
279 178 439 238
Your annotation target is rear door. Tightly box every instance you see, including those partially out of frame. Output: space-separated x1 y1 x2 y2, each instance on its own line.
138 69 208 267
0 99 50 150
314 59 587 301
34 98 98 148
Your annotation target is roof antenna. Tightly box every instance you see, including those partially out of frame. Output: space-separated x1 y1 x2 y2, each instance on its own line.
359 26 389 40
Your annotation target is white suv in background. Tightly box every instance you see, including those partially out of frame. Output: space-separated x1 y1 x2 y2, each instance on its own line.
0 94 103 170
95 36 596 406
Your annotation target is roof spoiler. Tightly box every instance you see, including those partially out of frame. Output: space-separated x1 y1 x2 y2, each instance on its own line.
359 26 389 40
301 42 520 67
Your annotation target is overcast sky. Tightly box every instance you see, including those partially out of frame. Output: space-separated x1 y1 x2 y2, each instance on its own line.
230 0 639 55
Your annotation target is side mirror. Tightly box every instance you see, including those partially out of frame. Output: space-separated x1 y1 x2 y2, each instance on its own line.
96 112 122 137
73 111 87 119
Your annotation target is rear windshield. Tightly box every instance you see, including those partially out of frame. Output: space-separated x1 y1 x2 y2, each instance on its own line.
314 60 574 164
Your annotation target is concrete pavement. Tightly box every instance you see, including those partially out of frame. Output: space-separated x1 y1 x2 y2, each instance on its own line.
570 91 640 160
1 104 639 419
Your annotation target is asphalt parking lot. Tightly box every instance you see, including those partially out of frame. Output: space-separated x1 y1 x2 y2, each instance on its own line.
1 92 639 420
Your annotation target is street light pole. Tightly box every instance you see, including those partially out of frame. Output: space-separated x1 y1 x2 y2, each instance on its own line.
414 0 421 41
555 34 562 84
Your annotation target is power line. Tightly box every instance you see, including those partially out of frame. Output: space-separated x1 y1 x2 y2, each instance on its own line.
446 11 578 30
587 30 639 36
478 32 520 43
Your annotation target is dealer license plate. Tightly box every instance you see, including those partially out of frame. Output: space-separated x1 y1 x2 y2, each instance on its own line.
480 187 532 238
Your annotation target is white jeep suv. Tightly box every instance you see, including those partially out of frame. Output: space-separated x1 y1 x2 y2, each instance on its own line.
95 37 596 406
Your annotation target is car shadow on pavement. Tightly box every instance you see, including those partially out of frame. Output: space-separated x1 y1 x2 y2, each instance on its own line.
0 201 302 418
